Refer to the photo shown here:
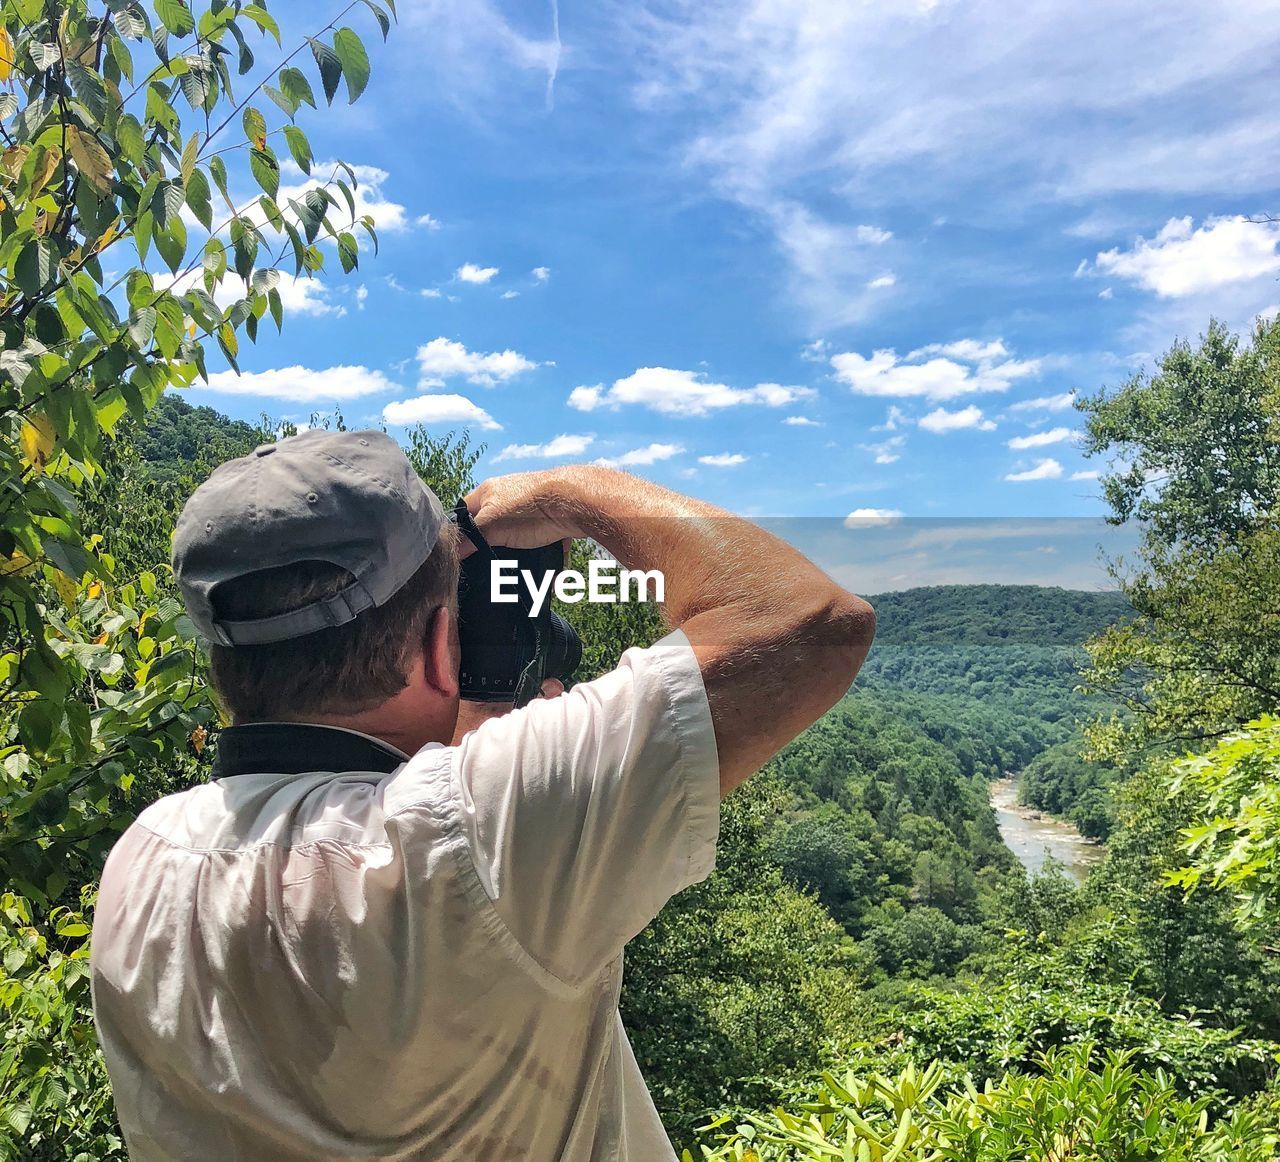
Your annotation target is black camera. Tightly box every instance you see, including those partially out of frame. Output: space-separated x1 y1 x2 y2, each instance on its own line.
451 500 583 708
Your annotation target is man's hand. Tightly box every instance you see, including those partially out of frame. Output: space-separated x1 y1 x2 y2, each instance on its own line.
451 679 565 746
463 471 581 552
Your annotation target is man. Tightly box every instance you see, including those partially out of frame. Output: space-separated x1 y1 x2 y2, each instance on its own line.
90 429 874 1160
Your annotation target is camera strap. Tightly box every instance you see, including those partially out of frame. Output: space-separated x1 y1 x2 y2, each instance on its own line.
211 722 408 778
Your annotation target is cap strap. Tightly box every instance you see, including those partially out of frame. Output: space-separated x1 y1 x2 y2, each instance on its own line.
211 579 376 646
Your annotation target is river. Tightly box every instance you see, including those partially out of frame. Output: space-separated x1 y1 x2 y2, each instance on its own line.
989 776 1105 883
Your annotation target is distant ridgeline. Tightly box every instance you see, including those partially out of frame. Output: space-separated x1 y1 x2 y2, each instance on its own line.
130 393 267 484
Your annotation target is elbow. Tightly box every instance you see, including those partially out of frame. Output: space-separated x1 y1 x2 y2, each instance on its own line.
807 590 875 701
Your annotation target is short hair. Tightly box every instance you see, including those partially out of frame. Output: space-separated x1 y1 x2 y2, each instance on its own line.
208 526 460 722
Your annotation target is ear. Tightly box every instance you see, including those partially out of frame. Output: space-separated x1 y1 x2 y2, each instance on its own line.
422 605 460 698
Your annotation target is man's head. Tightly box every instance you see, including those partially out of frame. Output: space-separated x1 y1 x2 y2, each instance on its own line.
173 430 461 742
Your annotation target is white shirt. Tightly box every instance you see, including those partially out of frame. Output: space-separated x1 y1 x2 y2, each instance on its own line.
90 631 720 1161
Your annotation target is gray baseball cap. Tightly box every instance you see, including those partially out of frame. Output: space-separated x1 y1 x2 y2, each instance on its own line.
172 429 446 647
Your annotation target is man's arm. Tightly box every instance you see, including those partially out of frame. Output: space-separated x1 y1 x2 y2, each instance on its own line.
464 466 875 796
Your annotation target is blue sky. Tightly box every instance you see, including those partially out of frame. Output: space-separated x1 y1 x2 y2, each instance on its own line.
175 0 1280 587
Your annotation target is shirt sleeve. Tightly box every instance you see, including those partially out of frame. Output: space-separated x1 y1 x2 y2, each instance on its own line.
450 629 720 985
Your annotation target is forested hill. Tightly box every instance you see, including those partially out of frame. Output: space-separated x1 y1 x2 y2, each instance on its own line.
866 584 1131 646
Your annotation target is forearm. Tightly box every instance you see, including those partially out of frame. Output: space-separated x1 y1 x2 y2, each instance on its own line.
543 466 843 630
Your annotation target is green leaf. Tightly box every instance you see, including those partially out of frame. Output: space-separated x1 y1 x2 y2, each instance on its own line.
241 5 282 44
308 37 343 105
279 66 316 110
268 286 283 331
15 238 56 296
155 0 195 38
242 106 267 149
226 20 255 75
332 28 371 103
337 232 358 273
282 125 312 174
185 167 213 230
178 61 211 110
263 83 297 120
360 0 393 41
154 215 188 273
208 154 231 204
128 306 157 346
66 61 109 122
151 180 184 228
116 113 145 164
249 148 279 199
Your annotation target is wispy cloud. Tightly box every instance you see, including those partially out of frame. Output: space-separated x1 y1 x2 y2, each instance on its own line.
204 365 399 401
594 442 684 467
569 367 813 417
493 433 594 461
1005 458 1064 482
1007 426 1075 449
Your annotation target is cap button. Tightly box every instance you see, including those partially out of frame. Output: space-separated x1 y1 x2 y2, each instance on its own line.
254 443 277 457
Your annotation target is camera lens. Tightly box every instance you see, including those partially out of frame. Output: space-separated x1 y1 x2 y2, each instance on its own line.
544 612 583 683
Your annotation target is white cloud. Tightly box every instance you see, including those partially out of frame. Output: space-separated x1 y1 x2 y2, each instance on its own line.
867 273 896 289
919 405 996 433
1005 458 1064 482
831 340 1039 400
1010 391 1076 412
568 384 604 411
698 452 748 467
800 338 830 362
855 225 892 244
1007 426 1074 449
382 393 501 430
532 266 551 281
594 442 684 468
910 339 1009 362
1099 287 1113 299
355 285 368 310
416 213 442 230
203 365 400 402
420 288 443 299
572 367 814 417
415 337 540 387
456 263 500 284
493 434 594 462
1092 216 1280 297
1070 469 1101 481
501 290 520 299
844 508 903 528
783 414 819 426
860 434 906 463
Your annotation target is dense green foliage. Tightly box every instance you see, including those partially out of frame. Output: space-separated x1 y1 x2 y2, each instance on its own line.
691 1046 1279 1161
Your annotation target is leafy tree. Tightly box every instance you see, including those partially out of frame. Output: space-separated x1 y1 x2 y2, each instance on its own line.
1077 317 1280 554
1166 717 1280 934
